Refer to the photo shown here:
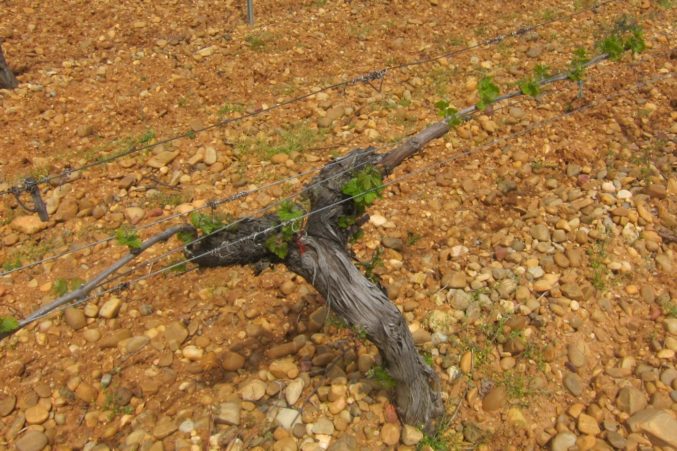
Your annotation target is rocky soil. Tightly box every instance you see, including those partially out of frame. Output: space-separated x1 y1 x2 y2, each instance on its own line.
0 0 676 450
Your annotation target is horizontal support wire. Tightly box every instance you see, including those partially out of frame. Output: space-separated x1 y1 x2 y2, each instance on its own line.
0 0 626 276
0 142 371 276
0 0 617 197
95 99 527 289
17 66 672 328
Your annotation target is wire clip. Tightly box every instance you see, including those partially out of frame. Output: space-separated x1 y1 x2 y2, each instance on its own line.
350 69 388 92
11 177 49 222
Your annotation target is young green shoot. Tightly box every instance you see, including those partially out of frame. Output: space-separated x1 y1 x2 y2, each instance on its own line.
434 100 464 127
265 200 305 259
190 212 225 235
568 48 589 98
53 278 85 297
0 316 19 334
517 64 550 97
115 227 142 251
341 166 384 213
476 76 500 110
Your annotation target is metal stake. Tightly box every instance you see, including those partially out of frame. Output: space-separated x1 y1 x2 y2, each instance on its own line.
246 0 254 25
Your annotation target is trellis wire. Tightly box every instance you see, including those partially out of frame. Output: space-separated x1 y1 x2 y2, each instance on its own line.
0 142 370 276
17 69 672 328
0 0 618 197
0 0 630 276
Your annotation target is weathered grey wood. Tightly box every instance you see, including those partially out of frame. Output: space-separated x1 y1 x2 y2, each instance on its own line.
185 55 621 427
0 40 18 89
187 148 443 428
287 236 443 426
0 224 195 340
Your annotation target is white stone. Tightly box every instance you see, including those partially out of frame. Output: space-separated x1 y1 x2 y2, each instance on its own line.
617 189 632 199
285 378 305 406
369 214 387 226
274 407 301 430
99 297 122 319
182 345 204 361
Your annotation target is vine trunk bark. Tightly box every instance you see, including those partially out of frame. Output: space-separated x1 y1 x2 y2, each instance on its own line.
0 41 18 90
186 127 451 427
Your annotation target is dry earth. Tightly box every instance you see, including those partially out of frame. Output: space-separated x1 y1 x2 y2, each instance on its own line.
0 0 676 450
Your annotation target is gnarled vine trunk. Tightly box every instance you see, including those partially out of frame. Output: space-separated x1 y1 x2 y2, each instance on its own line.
0 40 18 90
187 122 451 428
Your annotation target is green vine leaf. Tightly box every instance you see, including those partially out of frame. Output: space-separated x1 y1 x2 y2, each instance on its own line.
341 166 384 213
115 227 142 250
264 200 306 259
568 48 589 83
518 64 550 98
338 215 356 229
0 316 20 334
190 212 224 235
518 79 540 97
435 100 464 127
265 234 290 260
476 76 500 111
177 230 197 243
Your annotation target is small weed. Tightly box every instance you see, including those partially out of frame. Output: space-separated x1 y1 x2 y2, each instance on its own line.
103 390 134 420
500 371 532 402
422 352 434 366
147 191 185 208
348 24 373 40
325 313 349 330
3 240 56 271
367 365 396 390
138 129 156 145
238 124 324 159
352 324 369 340
588 240 608 292
657 0 673 8
417 414 465 451
541 9 556 21
79 129 156 163
447 36 464 46
2 257 21 272
406 231 422 246
660 298 677 318
217 102 244 116
574 0 596 10
470 288 489 303
245 32 274 51
465 341 491 369
530 159 558 170
166 261 188 273
357 247 384 284
523 341 546 372
429 66 456 97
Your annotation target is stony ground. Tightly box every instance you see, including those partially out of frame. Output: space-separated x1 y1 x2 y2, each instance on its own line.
1 0 676 450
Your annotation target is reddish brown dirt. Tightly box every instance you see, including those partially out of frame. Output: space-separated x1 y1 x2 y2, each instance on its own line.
1 1 675 450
